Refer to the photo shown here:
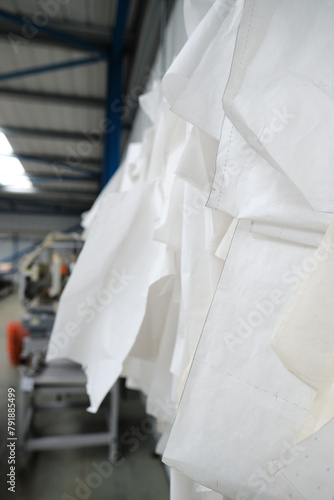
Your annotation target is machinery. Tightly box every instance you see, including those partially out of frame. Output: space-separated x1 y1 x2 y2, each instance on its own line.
18 231 83 369
0 261 15 298
12 232 120 466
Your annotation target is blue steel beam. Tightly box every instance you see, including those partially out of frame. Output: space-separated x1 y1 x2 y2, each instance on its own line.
112 0 132 59
0 241 40 263
0 223 82 263
0 54 105 83
0 8 107 55
101 0 131 189
101 58 121 188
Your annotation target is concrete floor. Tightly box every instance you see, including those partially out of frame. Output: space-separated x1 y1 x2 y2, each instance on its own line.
0 293 169 500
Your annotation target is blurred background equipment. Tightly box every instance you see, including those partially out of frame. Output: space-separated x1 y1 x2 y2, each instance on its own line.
4 232 120 467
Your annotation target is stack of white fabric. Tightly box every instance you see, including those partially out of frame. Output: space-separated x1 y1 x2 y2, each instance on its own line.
47 1 334 498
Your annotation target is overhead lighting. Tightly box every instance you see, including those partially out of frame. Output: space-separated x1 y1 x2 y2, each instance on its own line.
0 132 32 190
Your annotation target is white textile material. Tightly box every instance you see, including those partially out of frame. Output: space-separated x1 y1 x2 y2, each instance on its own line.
163 0 244 140
171 470 227 500
47 180 174 412
272 220 334 391
163 220 317 499
46 0 334 497
271 418 334 500
47 78 229 431
221 0 334 214
300 349 334 443
161 0 334 497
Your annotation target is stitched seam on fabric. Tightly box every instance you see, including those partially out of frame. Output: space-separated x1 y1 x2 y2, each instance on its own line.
196 359 310 411
232 0 255 101
217 125 234 210
217 0 256 211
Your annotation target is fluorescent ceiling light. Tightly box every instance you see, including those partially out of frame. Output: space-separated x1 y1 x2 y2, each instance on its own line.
0 132 32 190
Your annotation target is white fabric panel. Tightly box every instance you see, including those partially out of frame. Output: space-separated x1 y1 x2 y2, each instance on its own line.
47 180 174 412
207 117 332 231
146 296 181 423
45 2 334 498
163 0 244 140
221 0 334 212
163 220 316 499
301 349 334 442
250 222 325 249
161 1 334 497
171 470 227 500
272 219 334 390
272 418 334 500
169 181 230 388
183 0 216 38
175 124 219 193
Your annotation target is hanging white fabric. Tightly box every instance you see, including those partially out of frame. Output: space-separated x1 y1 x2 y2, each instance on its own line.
220 0 334 213
272 219 334 391
271 417 334 500
47 179 174 412
163 220 317 499
163 0 244 140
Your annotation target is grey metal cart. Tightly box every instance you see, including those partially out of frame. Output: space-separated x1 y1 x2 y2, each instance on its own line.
18 359 120 464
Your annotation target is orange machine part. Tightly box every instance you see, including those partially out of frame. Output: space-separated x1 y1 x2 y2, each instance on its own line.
6 322 29 366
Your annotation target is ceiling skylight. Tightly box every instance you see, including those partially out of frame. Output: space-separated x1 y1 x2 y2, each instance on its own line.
0 132 32 190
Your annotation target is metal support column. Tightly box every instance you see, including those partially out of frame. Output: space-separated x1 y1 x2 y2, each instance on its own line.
101 57 121 188
101 0 131 189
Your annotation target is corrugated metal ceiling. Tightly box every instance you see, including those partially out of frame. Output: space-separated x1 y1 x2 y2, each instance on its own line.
0 0 175 216
1 0 117 30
